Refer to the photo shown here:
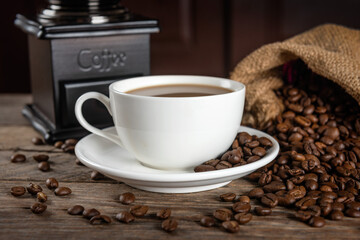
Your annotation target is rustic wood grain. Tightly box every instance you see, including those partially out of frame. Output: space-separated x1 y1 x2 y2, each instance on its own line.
1 95 360 239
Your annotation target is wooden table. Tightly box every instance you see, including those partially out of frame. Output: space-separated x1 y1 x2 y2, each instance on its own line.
1 94 359 239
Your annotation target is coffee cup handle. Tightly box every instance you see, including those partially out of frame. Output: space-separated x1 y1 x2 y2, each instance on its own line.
75 92 124 148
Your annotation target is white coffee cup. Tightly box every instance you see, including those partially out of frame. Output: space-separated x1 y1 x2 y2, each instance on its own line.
75 75 245 170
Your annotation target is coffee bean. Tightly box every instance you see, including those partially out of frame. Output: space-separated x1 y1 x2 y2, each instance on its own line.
119 192 135 205
261 193 278 208
116 211 134 223
232 202 251 213
62 145 75 154
33 154 49 162
204 159 220 167
10 154 26 163
234 212 252 224
329 210 344 220
252 147 266 157
83 208 100 219
90 170 104 180
215 161 232 170
332 202 344 212
295 197 316 210
157 208 171 219
258 172 272 186
248 188 264 199
213 208 232 222
32 137 44 145
238 195 250 204
54 187 72 196
54 141 63 148
263 181 286 193
27 183 43 195
220 192 236 202
194 165 216 172
308 216 325 227
38 161 50 172
11 186 26 197
295 210 312 222
130 205 149 217
307 205 321 217
46 178 59 189
346 202 360 211
222 221 240 233
255 207 272 216
345 209 360 218
200 216 215 227
75 158 84 166
37 192 47 202
258 137 273 148
89 215 111 225
31 202 47 214
68 205 84 215
238 132 252 145
65 138 78 146
161 218 178 232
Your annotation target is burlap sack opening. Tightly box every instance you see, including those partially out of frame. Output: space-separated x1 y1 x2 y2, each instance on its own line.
230 24 360 128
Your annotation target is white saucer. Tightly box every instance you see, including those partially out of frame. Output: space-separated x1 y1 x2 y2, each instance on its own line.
75 126 279 193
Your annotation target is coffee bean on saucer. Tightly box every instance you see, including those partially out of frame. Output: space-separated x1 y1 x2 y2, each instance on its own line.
32 137 44 145
38 161 50 172
68 205 84 215
130 205 149 217
31 202 47 214
220 192 236 202
54 141 63 149
83 208 100 219
89 215 111 225
157 208 171 219
90 170 104 180
37 192 47 202
119 192 135 205
10 154 26 163
116 211 135 223
27 183 42 195
234 212 252 224
255 207 272 216
194 165 216 172
200 216 215 227
222 221 240 233
54 187 72 196
11 186 26 197
33 154 49 162
161 218 178 232
46 178 59 189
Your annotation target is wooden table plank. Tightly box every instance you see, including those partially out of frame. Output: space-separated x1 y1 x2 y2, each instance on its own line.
1 94 360 239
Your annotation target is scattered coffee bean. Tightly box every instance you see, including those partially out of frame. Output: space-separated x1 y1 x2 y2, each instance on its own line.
222 221 240 233
238 195 251 203
213 208 232 222
38 161 50 172
232 202 251 213
65 139 78 146
33 154 49 162
90 170 104 180
116 211 135 223
248 188 264 199
130 205 149 217
54 141 63 149
255 207 272 216
83 208 100 219
89 215 111 225
200 216 215 227
10 154 26 163
329 210 344 220
31 202 47 214
234 212 252 224
220 192 236 202
261 193 278 208
119 192 135 205
54 187 72 196
345 209 360 218
295 210 312 222
157 208 171 219
27 183 43 195
11 186 26 197
32 137 44 145
161 218 178 232
308 216 325 228
46 178 59 189
37 192 47 202
68 205 84 215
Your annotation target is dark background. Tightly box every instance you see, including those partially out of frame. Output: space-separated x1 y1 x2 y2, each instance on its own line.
1 0 360 93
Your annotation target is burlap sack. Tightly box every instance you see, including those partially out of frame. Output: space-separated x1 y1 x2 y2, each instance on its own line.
230 24 360 128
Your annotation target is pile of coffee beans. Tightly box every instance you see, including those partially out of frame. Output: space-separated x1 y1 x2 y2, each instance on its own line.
194 132 273 172
10 177 72 215
240 67 360 228
53 138 78 154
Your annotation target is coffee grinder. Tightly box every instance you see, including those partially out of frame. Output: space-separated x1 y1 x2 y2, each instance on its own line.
15 0 159 142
